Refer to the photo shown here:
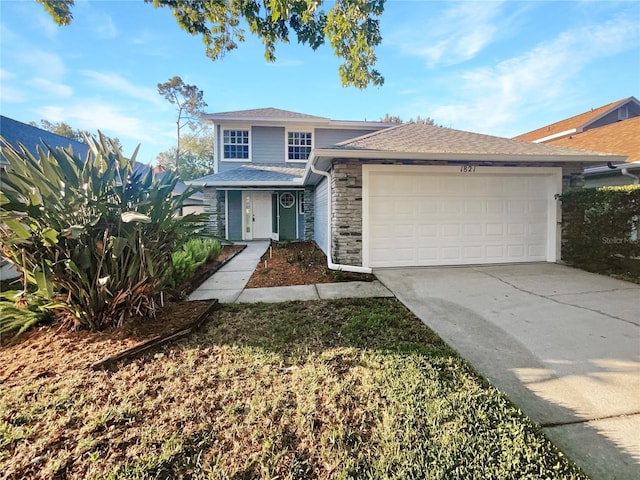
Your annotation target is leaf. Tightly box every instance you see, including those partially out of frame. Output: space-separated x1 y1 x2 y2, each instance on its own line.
121 211 152 223
41 227 59 247
3 218 32 240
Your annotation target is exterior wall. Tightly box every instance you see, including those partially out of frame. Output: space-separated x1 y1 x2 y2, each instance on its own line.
313 178 328 254
203 187 225 238
303 186 315 241
252 126 285 163
216 124 382 172
181 205 205 216
331 160 363 265
586 105 639 131
315 128 377 148
329 158 587 266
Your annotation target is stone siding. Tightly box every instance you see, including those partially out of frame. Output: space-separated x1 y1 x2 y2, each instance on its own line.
303 186 315 240
331 160 364 265
203 187 226 238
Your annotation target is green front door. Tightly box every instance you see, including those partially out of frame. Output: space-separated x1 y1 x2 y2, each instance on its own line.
278 191 297 241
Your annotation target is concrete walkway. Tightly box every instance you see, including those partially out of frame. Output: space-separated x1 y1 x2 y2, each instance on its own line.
188 241 270 303
376 264 640 480
188 241 394 303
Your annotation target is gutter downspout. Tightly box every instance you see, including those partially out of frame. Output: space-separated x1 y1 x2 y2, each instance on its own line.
309 160 372 274
621 168 640 185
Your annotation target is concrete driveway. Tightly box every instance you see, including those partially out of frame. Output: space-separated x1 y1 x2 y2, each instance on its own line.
375 263 640 480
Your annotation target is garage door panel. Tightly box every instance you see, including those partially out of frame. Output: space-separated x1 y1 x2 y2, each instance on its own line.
464 224 483 236
367 168 555 267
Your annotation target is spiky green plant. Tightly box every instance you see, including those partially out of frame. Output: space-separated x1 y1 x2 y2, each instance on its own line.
0 134 207 330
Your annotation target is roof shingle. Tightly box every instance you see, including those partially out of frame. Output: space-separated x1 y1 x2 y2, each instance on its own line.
514 97 633 142
546 116 639 163
190 163 305 185
202 108 329 122
331 122 615 158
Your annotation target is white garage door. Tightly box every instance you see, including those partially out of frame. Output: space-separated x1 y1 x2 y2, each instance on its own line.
363 165 561 268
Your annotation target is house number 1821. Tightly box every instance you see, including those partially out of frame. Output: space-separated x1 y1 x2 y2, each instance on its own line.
460 165 476 173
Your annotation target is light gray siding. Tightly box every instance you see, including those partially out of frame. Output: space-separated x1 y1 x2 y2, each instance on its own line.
313 177 329 255
218 161 251 173
315 128 377 148
252 126 285 163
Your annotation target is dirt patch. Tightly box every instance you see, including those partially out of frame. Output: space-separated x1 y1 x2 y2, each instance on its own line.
246 241 375 288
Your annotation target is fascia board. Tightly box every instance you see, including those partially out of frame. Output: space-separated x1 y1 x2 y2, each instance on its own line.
532 129 577 143
311 148 627 164
200 115 329 125
199 180 304 187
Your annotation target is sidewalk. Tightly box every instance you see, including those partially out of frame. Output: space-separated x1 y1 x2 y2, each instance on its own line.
188 241 394 303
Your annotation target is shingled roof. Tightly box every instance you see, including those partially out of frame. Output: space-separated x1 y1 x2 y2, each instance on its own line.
1 115 90 162
190 163 305 186
514 97 638 142
202 108 329 123
326 122 618 160
546 116 639 163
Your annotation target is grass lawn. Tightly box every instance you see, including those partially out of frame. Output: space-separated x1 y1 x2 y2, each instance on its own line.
1 298 587 479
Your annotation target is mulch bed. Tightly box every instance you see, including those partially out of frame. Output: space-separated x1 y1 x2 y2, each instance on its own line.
0 241 373 382
0 244 245 382
246 241 375 288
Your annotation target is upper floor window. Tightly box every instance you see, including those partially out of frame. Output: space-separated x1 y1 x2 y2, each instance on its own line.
223 129 249 160
287 131 312 162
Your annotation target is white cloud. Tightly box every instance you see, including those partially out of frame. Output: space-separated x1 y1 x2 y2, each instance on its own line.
387 1 507 67
429 15 640 136
29 78 73 98
18 49 66 81
81 71 164 106
0 84 27 103
38 102 155 144
0 69 15 80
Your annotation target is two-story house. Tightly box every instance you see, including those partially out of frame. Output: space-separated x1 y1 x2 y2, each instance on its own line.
191 108 393 243
191 108 624 272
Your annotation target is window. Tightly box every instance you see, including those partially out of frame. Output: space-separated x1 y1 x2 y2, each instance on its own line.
287 131 312 161
280 192 295 208
298 191 304 214
223 129 249 160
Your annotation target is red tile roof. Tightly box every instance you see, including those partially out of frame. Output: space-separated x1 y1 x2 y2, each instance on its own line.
514 98 632 142
546 116 640 163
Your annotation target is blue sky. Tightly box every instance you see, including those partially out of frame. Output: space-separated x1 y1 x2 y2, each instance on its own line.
1 0 638 163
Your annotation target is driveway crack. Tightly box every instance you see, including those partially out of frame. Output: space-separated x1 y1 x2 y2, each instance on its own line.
474 269 640 328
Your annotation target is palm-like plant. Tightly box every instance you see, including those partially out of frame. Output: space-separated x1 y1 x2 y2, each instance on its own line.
0 134 206 330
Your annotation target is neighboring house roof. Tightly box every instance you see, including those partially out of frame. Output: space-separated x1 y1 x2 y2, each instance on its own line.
545 116 639 163
189 163 305 187
514 97 639 142
321 122 621 161
0 115 202 200
1 115 90 164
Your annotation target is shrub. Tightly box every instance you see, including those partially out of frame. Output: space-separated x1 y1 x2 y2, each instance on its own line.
560 185 640 278
168 238 222 286
0 134 207 330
